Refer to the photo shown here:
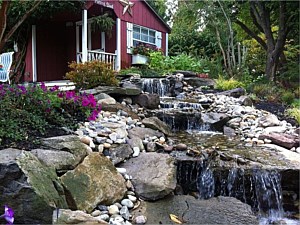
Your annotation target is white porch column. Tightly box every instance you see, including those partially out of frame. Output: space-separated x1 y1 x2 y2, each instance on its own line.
115 18 121 71
165 33 169 56
82 9 88 62
32 25 37 82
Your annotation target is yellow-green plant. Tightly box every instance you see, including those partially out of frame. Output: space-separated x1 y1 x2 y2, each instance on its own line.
66 61 119 89
285 107 300 125
215 76 245 90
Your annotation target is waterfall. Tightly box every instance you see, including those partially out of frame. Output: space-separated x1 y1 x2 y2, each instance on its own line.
142 78 170 97
252 169 284 221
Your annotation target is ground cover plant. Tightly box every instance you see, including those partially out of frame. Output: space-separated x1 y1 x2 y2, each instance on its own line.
0 83 101 149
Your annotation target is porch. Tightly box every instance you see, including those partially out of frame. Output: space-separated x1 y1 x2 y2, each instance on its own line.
77 50 117 70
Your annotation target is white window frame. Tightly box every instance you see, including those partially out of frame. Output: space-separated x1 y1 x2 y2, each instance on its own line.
132 24 156 46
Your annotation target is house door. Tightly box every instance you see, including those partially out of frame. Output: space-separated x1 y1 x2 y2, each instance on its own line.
36 23 68 81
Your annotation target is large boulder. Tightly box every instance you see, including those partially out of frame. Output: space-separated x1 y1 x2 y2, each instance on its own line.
132 93 160 109
0 149 68 224
128 127 164 140
183 77 216 88
60 153 126 213
132 195 258 225
31 149 77 172
121 152 176 200
53 209 108 224
259 114 280 127
216 88 246 98
41 135 89 167
142 117 172 136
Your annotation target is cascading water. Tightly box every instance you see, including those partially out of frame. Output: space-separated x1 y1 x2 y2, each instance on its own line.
142 78 170 97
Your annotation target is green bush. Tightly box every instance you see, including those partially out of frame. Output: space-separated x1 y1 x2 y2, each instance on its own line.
0 83 101 146
65 60 119 89
281 91 295 105
285 107 300 125
251 83 283 102
215 76 246 90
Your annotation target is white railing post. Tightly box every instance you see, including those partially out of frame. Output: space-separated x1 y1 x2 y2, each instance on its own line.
82 9 88 62
115 18 121 71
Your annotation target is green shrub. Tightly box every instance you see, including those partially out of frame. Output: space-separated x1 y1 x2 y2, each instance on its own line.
285 107 300 125
215 76 246 90
0 83 101 145
251 83 283 102
65 61 119 89
281 91 295 105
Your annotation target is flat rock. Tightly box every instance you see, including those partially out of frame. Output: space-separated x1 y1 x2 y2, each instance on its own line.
259 133 299 149
183 77 216 88
101 103 140 120
60 153 127 213
142 117 172 136
128 127 164 140
132 93 160 109
53 209 108 224
132 195 258 225
41 135 89 166
31 149 77 172
216 88 246 98
121 152 176 200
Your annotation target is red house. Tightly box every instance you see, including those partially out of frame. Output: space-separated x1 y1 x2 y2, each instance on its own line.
23 0 171 82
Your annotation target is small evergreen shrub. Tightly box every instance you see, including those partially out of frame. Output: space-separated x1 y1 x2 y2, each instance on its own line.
285 107 300 125
65 61 119 89
215 76 245 90
281 91 295 105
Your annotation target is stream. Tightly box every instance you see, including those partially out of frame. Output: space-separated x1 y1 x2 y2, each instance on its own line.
140 77 300 224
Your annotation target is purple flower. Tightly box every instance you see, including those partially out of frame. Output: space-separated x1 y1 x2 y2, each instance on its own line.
81 98 90 107
57 92 65 98
65 91 76 100
50 85 59 92
40 82 47 92
0 205 14 224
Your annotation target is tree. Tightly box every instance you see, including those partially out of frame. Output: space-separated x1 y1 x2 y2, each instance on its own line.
0 1 43 52
234 1 299 81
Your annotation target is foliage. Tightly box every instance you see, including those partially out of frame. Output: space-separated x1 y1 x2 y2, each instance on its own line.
0 83 101 144
119 66 163 78
251 83 283 102
285 107 300 125
215 76 246 90
65 61 119 89
281 91 295 105
90 13 115 37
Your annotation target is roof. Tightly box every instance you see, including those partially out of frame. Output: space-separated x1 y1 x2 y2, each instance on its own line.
142 0 171 32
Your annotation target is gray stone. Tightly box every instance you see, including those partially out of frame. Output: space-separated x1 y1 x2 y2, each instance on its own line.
127 137 145 151
31 149 77 172
108 205 120 215
142 117 172 136
128 127 164 140
41 135 89 166
97 97 117 105
121 152 176 201
223 126 236 137
134 215 147 224
175 143 187 151
60 153 127 213
94 86 141 96
201 112 231 131
132 93 160 109
53 209 107 224
182 77 216 88
101 103 140 120
109 144 133 165
146 142 157 152
121 199 134 209
120 206 130 220
259 114 280 127
0 149 67 224
216 87 246 98
238 95 253 106
134 195 257 225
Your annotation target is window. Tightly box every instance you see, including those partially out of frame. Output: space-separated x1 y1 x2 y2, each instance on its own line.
133 25 156 46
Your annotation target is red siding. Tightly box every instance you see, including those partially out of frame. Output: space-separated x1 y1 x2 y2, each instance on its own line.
24 34 33 82
106 0 169 33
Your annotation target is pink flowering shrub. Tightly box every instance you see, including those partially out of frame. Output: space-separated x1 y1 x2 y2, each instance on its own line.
0 83 101 145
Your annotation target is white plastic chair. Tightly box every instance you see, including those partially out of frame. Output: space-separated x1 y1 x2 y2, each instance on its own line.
0 52 14 84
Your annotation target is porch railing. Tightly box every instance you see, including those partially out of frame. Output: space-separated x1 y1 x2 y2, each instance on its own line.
77 50 117 70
